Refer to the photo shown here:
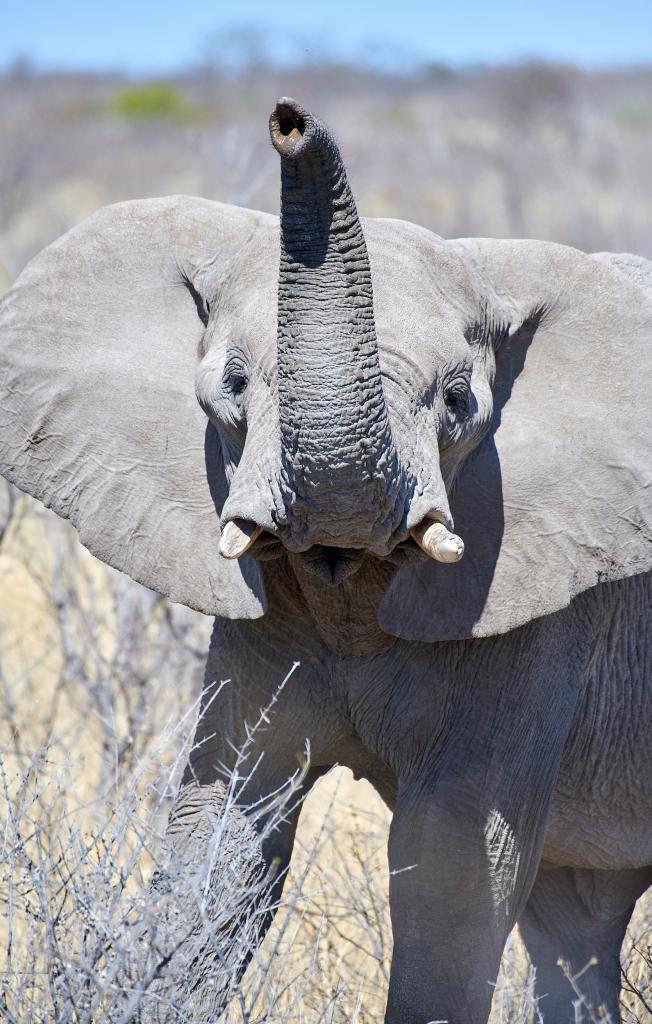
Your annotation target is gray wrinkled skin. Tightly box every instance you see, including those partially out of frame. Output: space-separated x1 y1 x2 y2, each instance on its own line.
0 98 651 1023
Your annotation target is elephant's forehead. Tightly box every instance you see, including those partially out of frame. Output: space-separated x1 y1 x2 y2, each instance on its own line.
363 219 477 337
224 225 278 301
216 227 278 347
223 218 475 354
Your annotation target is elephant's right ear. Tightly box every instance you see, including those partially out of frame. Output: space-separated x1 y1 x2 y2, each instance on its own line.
0 196 270 619
380 238 652 641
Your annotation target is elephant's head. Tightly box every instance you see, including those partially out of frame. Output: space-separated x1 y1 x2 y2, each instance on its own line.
196 100 476 591
1 99 651 641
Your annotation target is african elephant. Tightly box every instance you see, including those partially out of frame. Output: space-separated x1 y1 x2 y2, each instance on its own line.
0 97 651 1024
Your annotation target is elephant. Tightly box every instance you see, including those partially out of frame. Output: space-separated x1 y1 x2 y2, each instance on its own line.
0 96 651 1024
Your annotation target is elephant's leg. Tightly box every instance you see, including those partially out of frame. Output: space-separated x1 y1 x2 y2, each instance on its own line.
165 763 328 951
385 784 543 1024
375 626 588 1023
519 864 652 1023
142 616 343 1019
142 767 325 1022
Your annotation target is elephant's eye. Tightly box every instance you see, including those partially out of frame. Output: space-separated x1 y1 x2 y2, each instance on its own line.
225 371 248 397
444 384 471 418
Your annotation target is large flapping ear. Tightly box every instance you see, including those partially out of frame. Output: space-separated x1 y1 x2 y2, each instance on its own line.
380 238 652 641
0 196 270 619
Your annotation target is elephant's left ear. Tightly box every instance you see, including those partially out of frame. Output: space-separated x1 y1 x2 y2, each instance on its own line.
0 196 270 619
380 238 652 641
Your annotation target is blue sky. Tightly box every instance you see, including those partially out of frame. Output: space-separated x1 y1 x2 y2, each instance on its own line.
2 0 652 73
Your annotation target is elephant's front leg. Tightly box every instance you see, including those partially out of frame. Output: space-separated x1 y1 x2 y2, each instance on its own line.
380 635 582 1023
386 779 548 1024
143 767 323 1023
142 615 341 1020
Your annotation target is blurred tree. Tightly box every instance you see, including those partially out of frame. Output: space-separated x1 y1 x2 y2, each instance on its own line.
111 81 194 121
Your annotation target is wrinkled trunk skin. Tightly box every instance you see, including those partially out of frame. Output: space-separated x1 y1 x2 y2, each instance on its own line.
271 100 404 553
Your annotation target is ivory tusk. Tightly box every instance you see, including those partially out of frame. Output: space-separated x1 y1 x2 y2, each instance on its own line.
219 520 263 559
410 519 465 564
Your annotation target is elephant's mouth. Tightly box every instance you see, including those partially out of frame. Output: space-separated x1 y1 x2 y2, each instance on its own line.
218 514 464 583
223 525 443 588
253 538 426 586
295 545 366 586
226 530 372 584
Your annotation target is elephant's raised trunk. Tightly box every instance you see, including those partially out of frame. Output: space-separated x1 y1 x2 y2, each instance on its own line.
269 98 403 551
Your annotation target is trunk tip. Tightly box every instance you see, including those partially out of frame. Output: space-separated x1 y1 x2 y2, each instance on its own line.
269 97 311 158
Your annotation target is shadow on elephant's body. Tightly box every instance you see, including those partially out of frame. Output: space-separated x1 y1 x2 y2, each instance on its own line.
380 311 540 640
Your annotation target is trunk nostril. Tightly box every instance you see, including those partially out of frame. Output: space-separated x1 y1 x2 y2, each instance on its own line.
269 98 310 157
277 105 305 137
